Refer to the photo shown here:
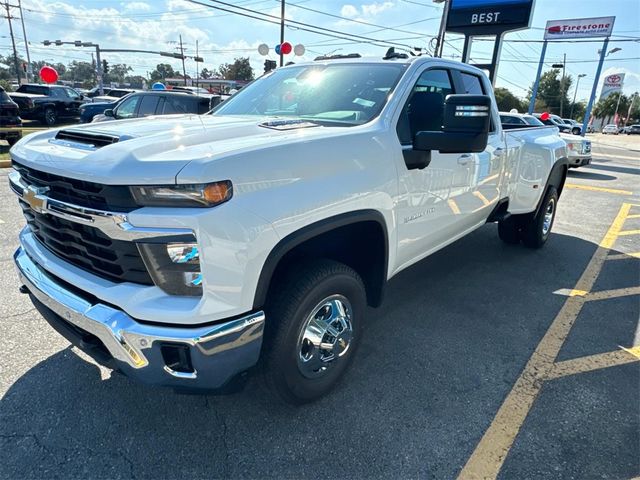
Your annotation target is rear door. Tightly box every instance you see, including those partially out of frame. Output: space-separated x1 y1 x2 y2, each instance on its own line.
136 94 161 118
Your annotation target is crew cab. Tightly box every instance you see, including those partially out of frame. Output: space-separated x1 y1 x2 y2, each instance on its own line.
8 56 568 404
9 84 86 126
501 112 591 168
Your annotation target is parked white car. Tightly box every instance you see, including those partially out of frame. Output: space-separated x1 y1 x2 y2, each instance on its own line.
500 112 591 168
9 56 569 403
602 124 619 135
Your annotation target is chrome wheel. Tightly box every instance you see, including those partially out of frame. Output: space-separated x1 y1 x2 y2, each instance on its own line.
44 109 56 126
296 295 354 379
542 198 555 236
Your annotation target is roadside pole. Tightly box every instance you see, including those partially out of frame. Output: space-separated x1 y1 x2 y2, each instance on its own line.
94 45 104 95
559 53 566 117
581 37 609 137
279 0 285 67
17 0 31 82
528 40 548 114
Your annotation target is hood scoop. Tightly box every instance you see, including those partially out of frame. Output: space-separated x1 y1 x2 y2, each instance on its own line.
50 129 127 150
259 119 320 131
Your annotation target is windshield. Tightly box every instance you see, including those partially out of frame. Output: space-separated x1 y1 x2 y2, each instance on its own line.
212 63 408 126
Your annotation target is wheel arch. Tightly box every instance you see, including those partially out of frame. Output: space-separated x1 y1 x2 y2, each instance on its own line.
253 210 389 310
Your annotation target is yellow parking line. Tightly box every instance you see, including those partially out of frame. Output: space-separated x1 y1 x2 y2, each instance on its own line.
472 191 491 206
627 214 640 219
607 252 640 260
547 347 640 380
448 199 461 215
457 203 631 480
584 286 640 301
564 184 633 196
479 173 500 186
618 229 640 236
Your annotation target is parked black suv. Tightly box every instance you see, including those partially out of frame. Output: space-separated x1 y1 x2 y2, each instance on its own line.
9 84 86 126
92 91 215 122
0 86 22 146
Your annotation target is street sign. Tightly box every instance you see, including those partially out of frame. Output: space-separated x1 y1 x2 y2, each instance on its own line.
446 0 534 35
544 16 615 40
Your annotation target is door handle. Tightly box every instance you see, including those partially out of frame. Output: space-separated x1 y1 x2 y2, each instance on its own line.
494 147 505 157
457 154 473 165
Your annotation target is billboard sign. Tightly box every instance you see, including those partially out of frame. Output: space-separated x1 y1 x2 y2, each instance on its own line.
446 0 535 35
544 17 615 40
599 73 625 100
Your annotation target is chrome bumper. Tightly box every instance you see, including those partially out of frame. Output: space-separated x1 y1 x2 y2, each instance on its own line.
15 246 265 390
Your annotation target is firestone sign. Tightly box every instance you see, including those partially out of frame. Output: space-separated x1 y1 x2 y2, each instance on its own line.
544 16 615 40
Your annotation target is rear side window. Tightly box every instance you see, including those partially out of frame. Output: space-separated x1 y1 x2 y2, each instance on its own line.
197 98 210 114
500 115 525 125
51 88 68 99
460 73 484 95
17 85 49 95
138 95 160 116
161 96 192 114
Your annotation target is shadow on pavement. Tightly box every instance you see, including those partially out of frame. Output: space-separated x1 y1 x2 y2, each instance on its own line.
1 227 637 479
584 163 639 176
567 170 618 181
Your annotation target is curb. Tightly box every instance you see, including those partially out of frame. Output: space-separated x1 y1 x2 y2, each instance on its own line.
0 159 12 168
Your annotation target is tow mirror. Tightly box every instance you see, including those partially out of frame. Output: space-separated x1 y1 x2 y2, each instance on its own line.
413 94 491 154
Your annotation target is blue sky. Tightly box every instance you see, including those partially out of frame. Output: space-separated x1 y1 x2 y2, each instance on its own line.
2 0 638 102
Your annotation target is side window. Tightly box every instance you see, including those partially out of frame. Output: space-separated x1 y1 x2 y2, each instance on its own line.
161 96 189 114
396 68 454 145
65 88 80 100
460 72 484 94
115 96 141 119
500 115 525 125
138 95 160 117
51 88 67 99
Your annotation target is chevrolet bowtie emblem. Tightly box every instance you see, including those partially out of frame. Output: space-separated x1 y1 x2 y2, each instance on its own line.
23 185 49 214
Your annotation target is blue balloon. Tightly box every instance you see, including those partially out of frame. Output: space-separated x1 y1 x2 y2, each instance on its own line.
152 82 165 90
275 44 281 55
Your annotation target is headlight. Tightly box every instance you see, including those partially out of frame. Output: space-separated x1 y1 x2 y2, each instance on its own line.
566 142 578 151
138 242 202 296
130 181 232 208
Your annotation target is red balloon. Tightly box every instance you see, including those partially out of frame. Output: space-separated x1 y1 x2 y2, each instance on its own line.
540 111 550 121
281 42 292 55
39 66 59 84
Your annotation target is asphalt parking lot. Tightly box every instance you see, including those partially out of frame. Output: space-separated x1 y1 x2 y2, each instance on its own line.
0 136 638 479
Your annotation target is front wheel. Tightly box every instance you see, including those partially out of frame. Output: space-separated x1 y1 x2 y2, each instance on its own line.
521 186 558 248
42 107 57 126
571 127 581 135
263 259 366 404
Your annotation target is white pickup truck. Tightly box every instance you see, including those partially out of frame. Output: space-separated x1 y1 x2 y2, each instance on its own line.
9 55 568 404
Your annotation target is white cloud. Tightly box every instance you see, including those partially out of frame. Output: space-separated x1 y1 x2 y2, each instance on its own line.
123 2 151 12
340 5 358 18
361 2 394 16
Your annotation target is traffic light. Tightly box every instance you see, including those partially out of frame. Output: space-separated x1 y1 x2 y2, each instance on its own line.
102 59 109 74
264 59 276 74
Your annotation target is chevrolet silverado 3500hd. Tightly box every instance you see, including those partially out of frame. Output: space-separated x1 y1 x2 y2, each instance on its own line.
9 55 567 404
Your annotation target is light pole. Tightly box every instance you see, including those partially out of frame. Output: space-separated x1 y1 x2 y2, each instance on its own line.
570 73 586 119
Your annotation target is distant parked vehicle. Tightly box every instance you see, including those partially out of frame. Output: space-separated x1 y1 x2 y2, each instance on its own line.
533 113 572 133
79 96 127 123
8 84 87 126
85 87 111 98
92 88 139 103
0 85 22 146
561 118 582 135
92 91 214 122
602 124 618 135
626 124 640 135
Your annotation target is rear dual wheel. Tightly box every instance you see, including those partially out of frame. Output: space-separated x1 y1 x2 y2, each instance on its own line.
498 186 558 249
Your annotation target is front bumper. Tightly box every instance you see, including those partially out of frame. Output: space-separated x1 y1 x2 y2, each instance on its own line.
15 246 265 390
568 155 591 167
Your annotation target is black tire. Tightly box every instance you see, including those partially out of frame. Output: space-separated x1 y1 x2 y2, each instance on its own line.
521 186 558 249
571 127 581 136
42 107 57 126
262 259 366 404
498 217 521 244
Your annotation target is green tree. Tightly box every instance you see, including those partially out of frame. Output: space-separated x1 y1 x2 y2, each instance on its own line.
124 75 147 89
216 57 254 81
200 67 213 79
62 61 96 85
527 69 573 116
149 63 177 82
593 92 630 124
105 63 133 84
494 87 526 113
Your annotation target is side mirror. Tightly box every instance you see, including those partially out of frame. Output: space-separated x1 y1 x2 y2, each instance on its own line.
413 94 491 154
104 109 114 117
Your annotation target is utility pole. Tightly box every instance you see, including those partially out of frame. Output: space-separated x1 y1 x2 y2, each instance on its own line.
433 0 449 58
179 35 187 85
195 40 199 90
3 2 21 83
559 53 566 117
279 0 285 67
17 0 31 82
94 45 104 95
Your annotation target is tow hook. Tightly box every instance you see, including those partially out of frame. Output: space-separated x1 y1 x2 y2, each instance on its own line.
19 285 29 294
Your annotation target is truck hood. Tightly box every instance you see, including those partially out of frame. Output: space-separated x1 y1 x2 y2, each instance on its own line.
10 114 332 185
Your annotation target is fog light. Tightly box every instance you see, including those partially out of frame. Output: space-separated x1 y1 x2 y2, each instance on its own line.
167 243 199 264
